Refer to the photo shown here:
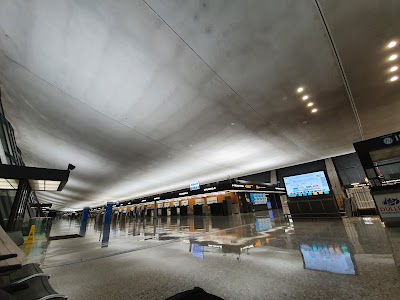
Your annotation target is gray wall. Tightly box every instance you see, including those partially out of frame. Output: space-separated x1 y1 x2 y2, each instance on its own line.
332 153 366 187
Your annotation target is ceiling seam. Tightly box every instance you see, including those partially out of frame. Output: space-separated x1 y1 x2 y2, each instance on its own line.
0 52 244 172
142 0 319 159
313 0 364 141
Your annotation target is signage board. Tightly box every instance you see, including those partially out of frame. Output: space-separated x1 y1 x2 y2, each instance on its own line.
173 201 180 207
204 187 216 192
373 192 400 222
190 181 200 191
181 200 189 206
164 202 170 208
195 198 205 205
206 197 217 204
157 203 163 208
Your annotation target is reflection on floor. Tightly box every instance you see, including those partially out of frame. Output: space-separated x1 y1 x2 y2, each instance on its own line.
21 210 400 300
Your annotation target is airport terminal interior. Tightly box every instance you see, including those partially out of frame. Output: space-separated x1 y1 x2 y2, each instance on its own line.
0 1 400 299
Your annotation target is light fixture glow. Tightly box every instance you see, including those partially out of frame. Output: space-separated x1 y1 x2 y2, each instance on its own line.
297 87 304 93
311 108 318 113
388 41 397 48
302 95 309 100
389 54 398 61
390 76 398 82
307 102 314 107
390 66 398 72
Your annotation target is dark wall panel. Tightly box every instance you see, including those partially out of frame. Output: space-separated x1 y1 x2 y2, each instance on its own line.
332 152 366 187
239 171 271 183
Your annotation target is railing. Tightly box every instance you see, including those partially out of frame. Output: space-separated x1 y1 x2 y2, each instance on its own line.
345 187 377 217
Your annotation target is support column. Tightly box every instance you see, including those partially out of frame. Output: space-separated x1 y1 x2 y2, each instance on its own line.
270 169 277 184
154 200 158 219
101 202 113 247
325 158 345 200
79 207 90 236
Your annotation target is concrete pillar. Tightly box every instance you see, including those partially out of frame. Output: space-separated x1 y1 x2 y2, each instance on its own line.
325 158 345 200
79 207 90 236
270 170 277 184
101 202 113 247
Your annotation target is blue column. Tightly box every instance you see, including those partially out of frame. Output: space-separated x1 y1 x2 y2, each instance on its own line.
79 207 90 236
101 202 113 247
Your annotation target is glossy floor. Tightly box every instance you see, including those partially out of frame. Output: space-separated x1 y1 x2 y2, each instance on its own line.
22 211 400 299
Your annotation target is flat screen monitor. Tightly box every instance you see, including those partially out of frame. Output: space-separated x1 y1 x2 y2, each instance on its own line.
192 243 204 259
300 244 355 275
283 171 331 198
255 217 272 232
250 193 268 205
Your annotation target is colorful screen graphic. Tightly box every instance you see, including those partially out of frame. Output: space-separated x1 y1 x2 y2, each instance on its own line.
250 193 268 205
300 244 355 275
283 171 331 197
255 217 272 231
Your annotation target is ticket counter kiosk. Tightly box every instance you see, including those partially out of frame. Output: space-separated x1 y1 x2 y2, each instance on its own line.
354 131 400 227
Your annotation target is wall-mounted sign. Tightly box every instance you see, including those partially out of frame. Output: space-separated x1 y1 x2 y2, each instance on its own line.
195 199 205 205
181 200 189 206
173 201 180 207
190 181 200 191
204 187 216 192
207 197 217 204
373 192 400 222
164 202 170 208
157 203 163 208
232 184 244 188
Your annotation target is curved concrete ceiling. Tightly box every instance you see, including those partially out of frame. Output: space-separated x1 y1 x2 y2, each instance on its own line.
0 0 399 210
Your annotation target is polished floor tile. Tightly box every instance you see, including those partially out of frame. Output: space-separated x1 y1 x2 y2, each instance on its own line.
21 211 400 299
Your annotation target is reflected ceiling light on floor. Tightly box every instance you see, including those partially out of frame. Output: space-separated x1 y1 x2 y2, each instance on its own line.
390 75 398 82
389 54 398 61
297 87 304 93
390 66 398 72
388 41 397 48
311 108 318 113
302 95 309 100
307 102 314 107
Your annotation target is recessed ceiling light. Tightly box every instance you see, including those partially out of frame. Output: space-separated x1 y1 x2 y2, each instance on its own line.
389 54 398 61
311 108 318 113
297 87 304 93
390 66 398 72
388 41 397 48
390 76 398 82
231 122 235 126
189 144 193 147
302 95 309 100
307 102 314 107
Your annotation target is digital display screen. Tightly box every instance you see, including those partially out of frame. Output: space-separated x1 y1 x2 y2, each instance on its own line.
283 171 331 197
192 243 204 259
250 193 268 205
300 244 355 275
255 218 272 232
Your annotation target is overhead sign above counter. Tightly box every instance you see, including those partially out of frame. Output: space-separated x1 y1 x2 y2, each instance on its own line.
131 181 285 205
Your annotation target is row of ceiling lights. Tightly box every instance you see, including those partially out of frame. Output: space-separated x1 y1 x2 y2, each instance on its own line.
295 87 317 113
388 40 398 82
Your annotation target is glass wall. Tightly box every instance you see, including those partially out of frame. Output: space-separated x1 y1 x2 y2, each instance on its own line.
0 88 38 230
